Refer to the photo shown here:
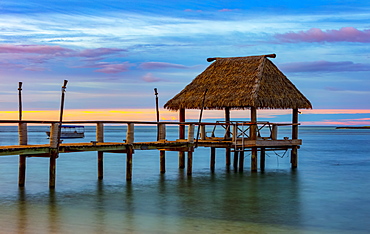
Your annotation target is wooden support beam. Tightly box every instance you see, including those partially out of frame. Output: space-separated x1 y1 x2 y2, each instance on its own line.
160 150 166 173
187 151 193 175
18 123 27 187
225 107 231 166
200 125 206 140
239 150 244 172
233 150 239 171
260 148 266 172
291 108 299 168
96 123 104 180
158 124 166 141
49 123 59 189
188 124 195 143
179 109 185 169
210 147 215 173
126 146 133 181
251 147 258 172
250 107 257 140
126 123 134 144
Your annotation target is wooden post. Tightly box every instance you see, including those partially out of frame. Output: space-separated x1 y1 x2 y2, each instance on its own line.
158 123 166 141
291 109 299 168
200 125 206 140
239 150 244 172
271 124 278 140
96 123 104 180
158 123 166 173
250 107 257 140
49 123 59 189
18 123 27 187
251 147 258 172
187 150 193 175
126 123 134 144
188 124 195 143
179 109 185 169
160 151 166 174
225 107 231 166
126 146 133 181
210 147 215 173
260 148 266 172
250 107 258 172
233 150 239 171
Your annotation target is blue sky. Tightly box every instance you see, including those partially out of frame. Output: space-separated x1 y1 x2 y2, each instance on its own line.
1 0 370 125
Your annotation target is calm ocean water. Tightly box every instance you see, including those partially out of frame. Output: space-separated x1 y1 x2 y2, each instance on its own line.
0 125 369 233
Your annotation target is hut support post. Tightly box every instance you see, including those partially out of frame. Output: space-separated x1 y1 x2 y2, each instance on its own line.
18 123 27 187
291 108 299 168
225 107 231 166
158 124 166 173
239 151 244 172
233 150 239 171
49 123 59 189
260 148 266 171
187 150 193 175
178 109 185 169
250 107 258 172
210 147 215 172
96 123 104 180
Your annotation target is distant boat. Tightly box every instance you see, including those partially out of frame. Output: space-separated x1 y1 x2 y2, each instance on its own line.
46 125 85 138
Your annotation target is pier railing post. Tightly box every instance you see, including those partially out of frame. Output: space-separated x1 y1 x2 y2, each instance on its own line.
271 124 278 140
188 124 195 143
49 123 59 189
126 123 134 144
96 123 104 180
200 125 206 140
291 109 299 168
18 122 28 187
158 123 166 173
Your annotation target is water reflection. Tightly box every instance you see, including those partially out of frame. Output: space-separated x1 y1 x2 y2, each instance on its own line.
11 170 303 233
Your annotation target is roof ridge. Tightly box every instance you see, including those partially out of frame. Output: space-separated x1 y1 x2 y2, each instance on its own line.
207 54 276 62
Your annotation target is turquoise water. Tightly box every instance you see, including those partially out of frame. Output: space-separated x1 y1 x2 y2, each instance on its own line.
0 126 369 233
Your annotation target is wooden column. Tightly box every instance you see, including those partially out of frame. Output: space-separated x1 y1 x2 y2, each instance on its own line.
49 123 59 189
178 109 185 169
260 148 266 172
251 148 258 172
158 123 166 173
291 108 299 168
126 123 134 144
187 150 193 175
233 150 239 171
126 146 133 181
18 123 27 187
210 147 216 173
239 150 244 172
250 107 258 172
200 125 206 140
225 107 231 166
96 123 104 180
188 124 195 143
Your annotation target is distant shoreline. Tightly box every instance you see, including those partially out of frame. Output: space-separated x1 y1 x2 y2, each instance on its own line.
336 126 370 129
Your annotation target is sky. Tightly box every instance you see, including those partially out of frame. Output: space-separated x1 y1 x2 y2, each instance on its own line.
1 0 370 125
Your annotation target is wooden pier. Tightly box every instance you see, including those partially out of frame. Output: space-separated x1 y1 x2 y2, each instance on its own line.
0 119 301 188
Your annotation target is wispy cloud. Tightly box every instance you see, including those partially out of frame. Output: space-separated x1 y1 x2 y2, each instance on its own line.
141 73 166 82
275 27 370 43
279 60 370 73
139 62 189 70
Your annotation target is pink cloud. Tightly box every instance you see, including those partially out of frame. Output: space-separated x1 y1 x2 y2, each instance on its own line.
139 62 188 70
279 60 370 73
92 62 132 74
142 73 165 82
219 9 234 12
275 27 370 43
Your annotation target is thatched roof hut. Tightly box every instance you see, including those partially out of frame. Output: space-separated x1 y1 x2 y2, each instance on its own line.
164 54 312 111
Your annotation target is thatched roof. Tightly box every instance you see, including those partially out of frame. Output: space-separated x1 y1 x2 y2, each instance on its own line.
164 54 312 110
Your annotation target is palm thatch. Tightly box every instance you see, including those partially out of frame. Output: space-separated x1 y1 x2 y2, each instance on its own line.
164 54 312 110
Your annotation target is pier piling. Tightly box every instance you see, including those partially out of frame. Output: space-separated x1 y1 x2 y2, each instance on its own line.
96 123 104 179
